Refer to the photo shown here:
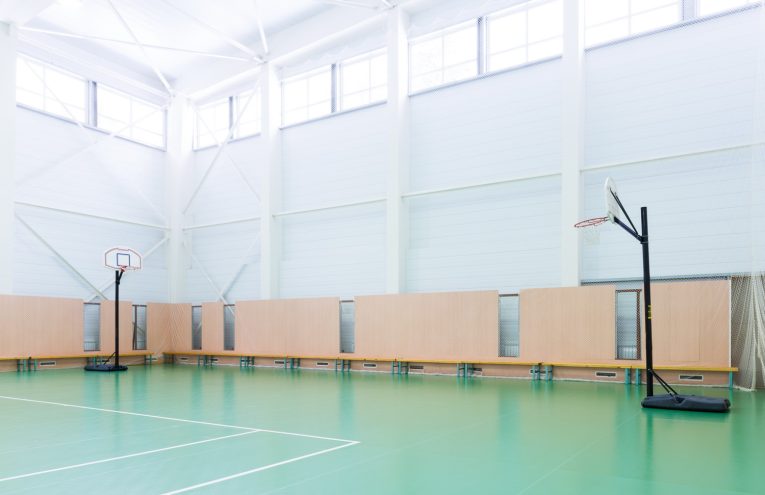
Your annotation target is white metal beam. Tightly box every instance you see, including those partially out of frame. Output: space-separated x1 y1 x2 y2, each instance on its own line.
15 213 107 299
384 7 409 293
157 0 262 61
14 201 168 230
183 240 230 305
184 217 261 231
19 27 252 62
275 198 386 218
166 96 192 303
0 22 16 293
183 90 257 213
259 62 282 299
252 0 269 55
190 98 262 205
561 0 585 286
16 104 167 187
317 0 379 10
106 0 173 95
0 0 56 25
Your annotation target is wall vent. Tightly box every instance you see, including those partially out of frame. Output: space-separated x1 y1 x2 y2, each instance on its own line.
274 360 285 365
596 371 617 378
179 357 189 362
210 358 219 363
409 364 424 371
39 361 56 367
316 362 329 367
679 374 703 381
363 363 377 369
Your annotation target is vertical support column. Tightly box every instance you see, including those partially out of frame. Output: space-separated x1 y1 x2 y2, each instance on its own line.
166 96 192 301
560 0 585 286
0 23 17 293
385 7 410 293
260 63 282 299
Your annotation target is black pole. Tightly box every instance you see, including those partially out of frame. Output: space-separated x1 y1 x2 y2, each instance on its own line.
115 269 123 369
640 207 653 397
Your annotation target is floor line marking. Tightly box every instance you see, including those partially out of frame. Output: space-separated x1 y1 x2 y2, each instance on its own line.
0 395 357 442
0 395 257 431
0 431 259 483
160 441 361 495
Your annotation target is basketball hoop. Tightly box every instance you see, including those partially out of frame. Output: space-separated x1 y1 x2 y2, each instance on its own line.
574 216 608 245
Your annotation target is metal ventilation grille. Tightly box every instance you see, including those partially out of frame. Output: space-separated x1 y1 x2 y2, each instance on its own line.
191 305 202 350
133 305 147 351
616 290 640 359
340 300 355 353
224 305 235 351
499 294 519 357
83 303 100 351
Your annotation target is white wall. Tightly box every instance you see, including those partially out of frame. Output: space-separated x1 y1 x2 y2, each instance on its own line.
186 136 264 303
406 60 563 292
14 107 168 303
582 8 764 281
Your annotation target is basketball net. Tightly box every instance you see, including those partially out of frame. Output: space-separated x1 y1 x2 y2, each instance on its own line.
574 216 608 245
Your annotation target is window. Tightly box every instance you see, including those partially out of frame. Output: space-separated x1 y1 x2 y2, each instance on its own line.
499 295 520 357
281 66 332 126
132 304 147 351
487 0 564 72
339 51 387 111
697 0 760 16
409 20 478 93
192 305 202 350
585 0 682 46
224 305 235 351
83 303 101 352
233 89 261 138
97 85 165 147
340 300 355 353
16 55 87 123
195 97 230 149
616 290 641 360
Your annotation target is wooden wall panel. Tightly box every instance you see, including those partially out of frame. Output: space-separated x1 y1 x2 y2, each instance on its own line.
355 291 500 361
235 298 340 356
520 286 617 363
202 302 224 353
146 303 192 355
651 280 730 367
0 295 83 357
100 301 133 355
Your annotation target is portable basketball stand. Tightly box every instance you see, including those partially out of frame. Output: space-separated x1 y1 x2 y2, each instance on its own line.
85 247 142 373
576 179 730 413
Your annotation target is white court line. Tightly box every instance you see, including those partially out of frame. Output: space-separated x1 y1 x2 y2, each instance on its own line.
0 395 357 443
0 431 258 483
160 441 361 495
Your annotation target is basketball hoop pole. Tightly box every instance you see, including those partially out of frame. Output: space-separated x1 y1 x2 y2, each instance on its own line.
639 207 654 397
115 268 123 370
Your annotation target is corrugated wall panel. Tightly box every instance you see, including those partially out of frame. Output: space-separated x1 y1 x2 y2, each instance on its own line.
409 60 563 192
281 105 387 211
585 10 759 166
406 177 561 293
280 203 386 299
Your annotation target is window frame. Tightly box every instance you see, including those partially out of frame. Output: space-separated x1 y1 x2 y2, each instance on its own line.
194 96 233 150
338 49 388 112
280 65 334 127
96 83 167 149
408 19 480 95
584 0 684 47
15 54 89 125
485 0 564 74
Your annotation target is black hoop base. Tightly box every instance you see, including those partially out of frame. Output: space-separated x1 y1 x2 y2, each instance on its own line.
85 364 128 372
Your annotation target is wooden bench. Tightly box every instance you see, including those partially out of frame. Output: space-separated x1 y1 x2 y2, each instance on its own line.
3 351 154 371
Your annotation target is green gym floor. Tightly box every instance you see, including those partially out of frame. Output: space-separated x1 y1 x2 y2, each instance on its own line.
0 365 761 494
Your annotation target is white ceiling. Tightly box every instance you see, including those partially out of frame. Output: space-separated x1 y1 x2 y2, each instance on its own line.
3 0 396 98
